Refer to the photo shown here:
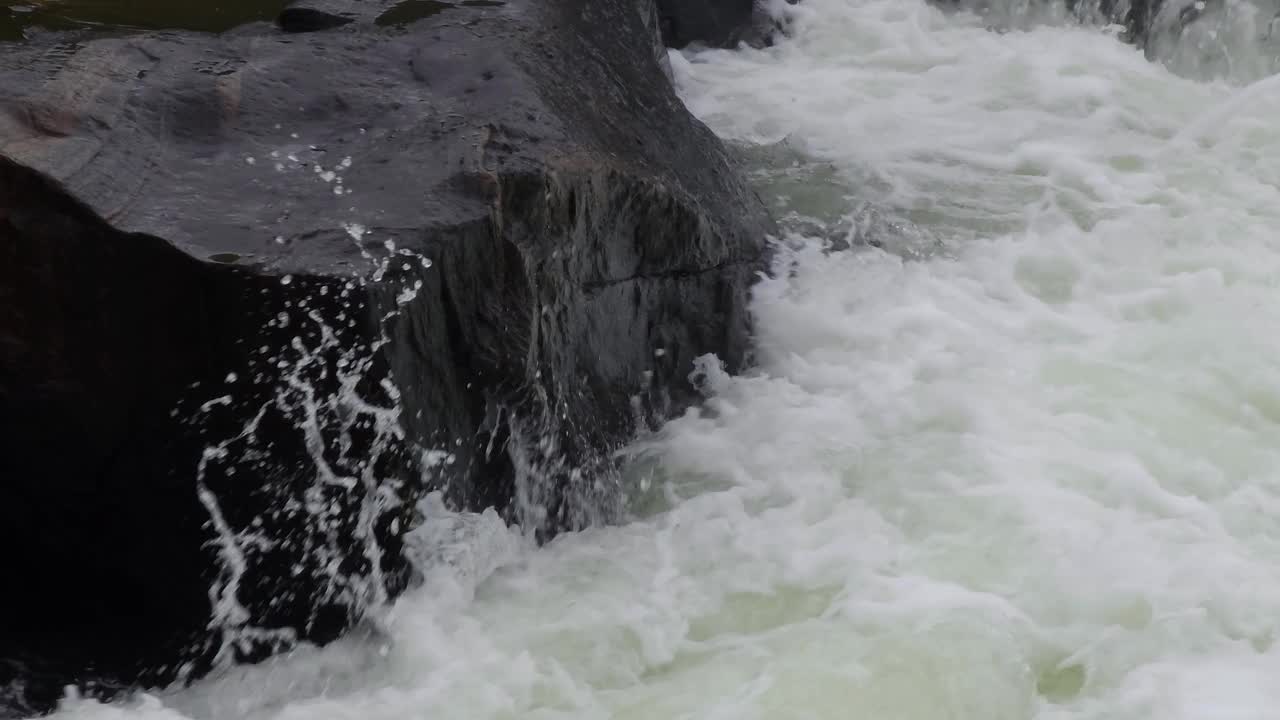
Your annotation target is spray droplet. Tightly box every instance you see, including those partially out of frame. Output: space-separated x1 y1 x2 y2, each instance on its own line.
274 235 286 245
281 275 293 285
344 223 367 241
226 372 238 383
245 156 256 165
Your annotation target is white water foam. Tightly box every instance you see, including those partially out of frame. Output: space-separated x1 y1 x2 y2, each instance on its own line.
40 0 1280 718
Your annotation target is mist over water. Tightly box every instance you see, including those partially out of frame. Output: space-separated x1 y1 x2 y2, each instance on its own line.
40 0 1280 717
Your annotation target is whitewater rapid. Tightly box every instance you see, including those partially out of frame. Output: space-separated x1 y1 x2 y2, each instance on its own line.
47 0 1280 718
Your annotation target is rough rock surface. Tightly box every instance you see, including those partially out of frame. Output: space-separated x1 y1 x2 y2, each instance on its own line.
0 0 772 714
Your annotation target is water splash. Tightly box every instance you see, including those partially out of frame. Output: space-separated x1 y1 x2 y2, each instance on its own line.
187 228 442 672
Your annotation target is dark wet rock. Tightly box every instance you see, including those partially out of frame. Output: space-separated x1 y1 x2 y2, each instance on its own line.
655 0 781 49
276 7 355 33
0 0 771 715
1123 0 1213 49
1085 0 1166 46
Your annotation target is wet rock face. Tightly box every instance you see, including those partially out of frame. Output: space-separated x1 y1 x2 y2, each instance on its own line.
0 156 423 716
0 0 771 714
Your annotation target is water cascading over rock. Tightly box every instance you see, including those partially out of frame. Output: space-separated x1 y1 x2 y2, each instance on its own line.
937 0 1257 51
0 0 773 714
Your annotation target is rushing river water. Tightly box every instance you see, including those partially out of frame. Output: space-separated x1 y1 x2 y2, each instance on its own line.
38 0 1280 717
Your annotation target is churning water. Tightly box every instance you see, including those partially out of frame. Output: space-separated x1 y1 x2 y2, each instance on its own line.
42 0 1280 717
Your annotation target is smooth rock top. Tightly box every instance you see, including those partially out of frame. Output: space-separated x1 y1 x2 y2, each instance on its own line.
1 0 762 276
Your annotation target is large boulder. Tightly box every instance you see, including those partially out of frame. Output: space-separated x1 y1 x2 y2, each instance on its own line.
0 0 771 714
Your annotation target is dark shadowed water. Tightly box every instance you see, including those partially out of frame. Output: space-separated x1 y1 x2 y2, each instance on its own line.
0 0 508 40
0 0 293 41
